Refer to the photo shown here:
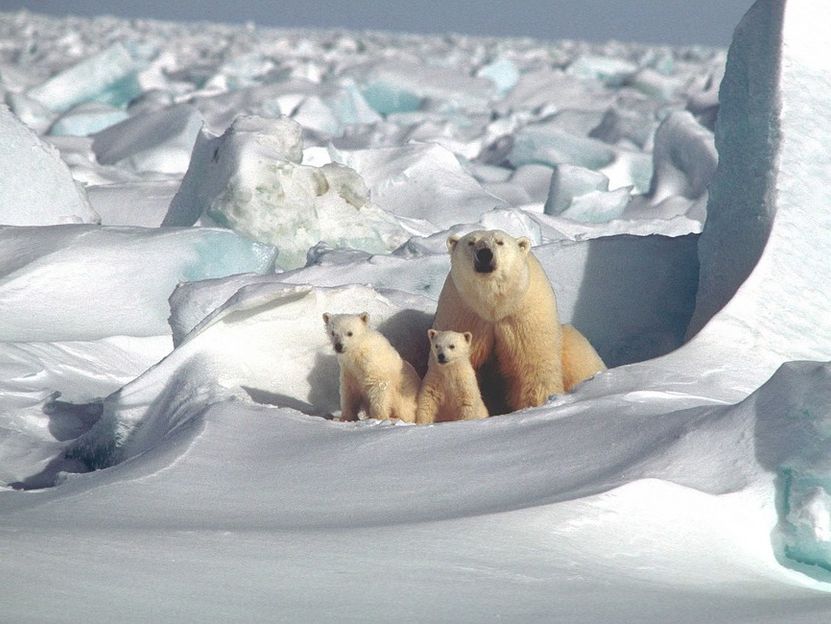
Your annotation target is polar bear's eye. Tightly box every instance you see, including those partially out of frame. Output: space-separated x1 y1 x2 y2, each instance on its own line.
496 240 504 246
346 331 353 337
467 241 475 246
449 344 455 349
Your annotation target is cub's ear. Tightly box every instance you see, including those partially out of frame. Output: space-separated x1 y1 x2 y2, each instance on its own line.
427 328 438 340
446 234 460 252
517 237 531 254
463 331 473 344
359 312 370 325
322 312 331 325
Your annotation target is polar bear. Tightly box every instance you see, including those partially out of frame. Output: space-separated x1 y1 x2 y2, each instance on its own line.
432 229 605 413
323 312 420 423
416 329 489 424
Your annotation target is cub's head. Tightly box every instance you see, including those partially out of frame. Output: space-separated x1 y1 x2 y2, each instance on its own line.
446 229 531 277
427 329 472 365
322 312 369 354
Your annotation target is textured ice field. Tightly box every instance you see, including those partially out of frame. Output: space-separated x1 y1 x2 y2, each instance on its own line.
2 1 831 622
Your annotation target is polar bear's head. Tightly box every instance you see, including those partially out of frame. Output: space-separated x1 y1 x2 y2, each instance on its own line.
427 328 473 365
322 312 369 354
446 230 533 322
446 229 531 277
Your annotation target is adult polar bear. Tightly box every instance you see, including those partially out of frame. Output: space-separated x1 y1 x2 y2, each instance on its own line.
433 229 605 413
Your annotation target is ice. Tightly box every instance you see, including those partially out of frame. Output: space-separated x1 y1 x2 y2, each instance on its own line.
7 5 831 622
4 90 55 133
782 461 831 574
0 225 276 341
353 60 494 115
590 105 657 150
26 42 146 113
0 104 98 225
476 57 519 94
504 68 615 113
567 55 638 87
509 124 617 170
167 115 418 268
86 179 180 227
683 0 831 383
648 111 717 205
49 101 130 136
545 164 611 215
91 103 203 174
332 142 507 227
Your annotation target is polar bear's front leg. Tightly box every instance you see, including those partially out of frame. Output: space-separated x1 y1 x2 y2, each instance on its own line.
367 381 394 421
416 381 441 424
339 371 362 421
495 316 564 411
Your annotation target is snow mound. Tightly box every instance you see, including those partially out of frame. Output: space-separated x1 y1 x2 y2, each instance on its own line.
70 282 434 467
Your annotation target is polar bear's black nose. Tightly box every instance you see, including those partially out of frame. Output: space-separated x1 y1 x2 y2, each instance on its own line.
474 247 495 273
334 342 344 353
437 352 447 364
475 248 493 264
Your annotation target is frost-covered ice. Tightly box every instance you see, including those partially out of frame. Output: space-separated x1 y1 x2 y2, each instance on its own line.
2 2 831 622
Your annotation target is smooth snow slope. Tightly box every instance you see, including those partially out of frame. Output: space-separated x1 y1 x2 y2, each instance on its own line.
1 1 831 622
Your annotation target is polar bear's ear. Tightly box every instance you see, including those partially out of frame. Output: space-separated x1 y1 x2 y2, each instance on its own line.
359 312 370 325
446 234 460 252
463 332 473 345
322 312 331 325
427 328 438 340
517 237 531 254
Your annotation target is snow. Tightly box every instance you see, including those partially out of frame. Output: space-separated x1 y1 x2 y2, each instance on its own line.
2 2 831 622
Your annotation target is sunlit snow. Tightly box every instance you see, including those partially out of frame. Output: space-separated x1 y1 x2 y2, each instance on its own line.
2 1 831 622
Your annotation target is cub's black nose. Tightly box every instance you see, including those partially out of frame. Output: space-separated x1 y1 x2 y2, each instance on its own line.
334 342 344 353
475 248 493 264
437 352 447 364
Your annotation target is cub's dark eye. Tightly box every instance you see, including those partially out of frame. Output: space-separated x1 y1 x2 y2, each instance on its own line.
449 344 455 349
468 241 475 246
346 331 353 337
496 240 504 246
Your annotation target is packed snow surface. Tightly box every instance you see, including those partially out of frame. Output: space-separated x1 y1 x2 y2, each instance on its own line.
2 1 831 621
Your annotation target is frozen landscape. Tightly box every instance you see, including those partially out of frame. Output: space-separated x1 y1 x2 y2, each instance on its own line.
2 0 831 621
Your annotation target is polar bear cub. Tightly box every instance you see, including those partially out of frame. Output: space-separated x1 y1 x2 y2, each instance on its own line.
323 312 420 423
416 329 489 424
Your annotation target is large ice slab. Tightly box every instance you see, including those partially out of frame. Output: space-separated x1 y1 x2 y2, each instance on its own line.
0 104 98 225
681 0 831 384
332 142 507 228
91 103 203 174
166 115 419 269
0 225 276 342
26 42 146 113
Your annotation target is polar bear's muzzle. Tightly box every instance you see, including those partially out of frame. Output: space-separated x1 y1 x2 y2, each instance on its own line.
474 246 495 274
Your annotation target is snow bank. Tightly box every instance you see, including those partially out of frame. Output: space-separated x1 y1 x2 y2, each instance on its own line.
70 283 434 467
